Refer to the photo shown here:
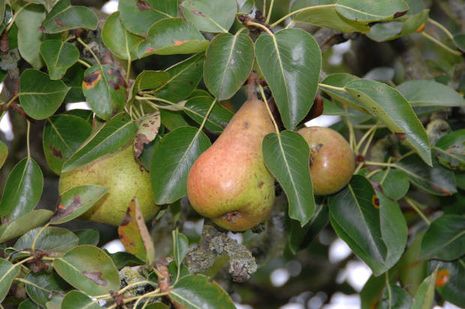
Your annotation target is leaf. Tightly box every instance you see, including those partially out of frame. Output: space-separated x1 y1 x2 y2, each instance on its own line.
203 32 254 100
184 96 233 133
151 126 211 204
0 157 43 220
453 33 465 53
0 210 53 243
397 155 457 196
42 0 98 33
102 12 143 60
50 185 108 225
62 113 137 172
118 0 178 36
379 285 413 309
19 69 69 120
0 0 4 24
24 272 69 306
173 229 189 267
0 258 20 303
15 3 45 68
411 269 437 309
52 245 120 296
40 40 79 80
75 229 100 246
397 80 465 107
170 274 235 309
371 169 410 200
61 290 102 309
263 131 315 226
433 259 465 308
43 114 92 174
138 18 209 58
255 28 322 130
345 79 432 165
290 1 370 33
132 71 170 95
134 112 161 158
14 227 79 255
320 73 361 107
435 129 465 171
0 141 8 169
328 175 406 275
19 299 41 309
421 215 465 261
82 64 127 120
118 198 156 264
335 0 409 23
157 54 204 102
180 0 237 33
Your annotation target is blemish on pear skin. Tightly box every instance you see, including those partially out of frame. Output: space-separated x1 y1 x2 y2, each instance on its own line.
243 121 250 129
258 181 264 189
224 211 241 222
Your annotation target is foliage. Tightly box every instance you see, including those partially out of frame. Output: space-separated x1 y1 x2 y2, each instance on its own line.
0 0 464 308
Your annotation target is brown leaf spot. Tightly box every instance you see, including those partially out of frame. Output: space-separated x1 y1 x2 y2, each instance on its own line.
416 23 426 33
192 9 206 17
174 40 188 46
436 269 449 287
54 18 65 27
145 47 155 54
134 134 150 158
82 271 107 286
395 132 406 141
51 147 63 158
137 0 151 10
372 195 380 209
83 71 102 90
51 196 81 221
393 10 408 18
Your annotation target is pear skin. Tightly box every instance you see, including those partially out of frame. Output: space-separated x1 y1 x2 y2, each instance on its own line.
298 127 355 195
59 145 159 225
187 97 276 231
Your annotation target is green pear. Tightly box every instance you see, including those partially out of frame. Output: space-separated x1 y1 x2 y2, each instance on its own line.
298 126 355 195
59 145 159 225
187 96 276 232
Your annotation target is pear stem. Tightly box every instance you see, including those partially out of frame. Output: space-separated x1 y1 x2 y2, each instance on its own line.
246 73 259 101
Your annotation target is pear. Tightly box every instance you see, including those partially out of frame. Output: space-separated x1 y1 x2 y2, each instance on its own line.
187 91 275 231
298 126 355 195
59 145 159 225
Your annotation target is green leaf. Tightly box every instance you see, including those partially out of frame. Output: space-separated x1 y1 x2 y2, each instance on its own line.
119 0 178 36
0 157 43 220
203 32 254 100
371 169 410 200
184 96 233 133
24 272 69 306
151 126 211 204
379 285 413 309
102 12 143 60
62 113 137 172
50 185 108 225
14 226 79 255
320 73 361 107
82 64 127 120
75 229 100 246
19 299 41 309
453 33 465 53
0 258 20 303
0 0 4 24
421 215 465 261
138 18 209 57
173 229 189 267
0 210 53 243
131 71 170 97
290 1 370 33
411 269 437 309
180 0 237 33
157 54 204 101
19 69 69 120
329 176 406 276
40 40 79 80
397 155 457 196
43 114 92 174
170 274 235 309
0 141 8 169
432 259 465 308
15 4 45 68
335 0 409 23
345 79 432 165
263 131 315 226
42 0 98 33
61 290 102 309
435 129 465 171
255 28 322 130
118 198 156 264
53 245 120 296
397 80 465 107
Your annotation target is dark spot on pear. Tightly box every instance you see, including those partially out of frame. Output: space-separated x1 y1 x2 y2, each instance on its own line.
258 181 264 189
224 211 241 222
243 121 249 129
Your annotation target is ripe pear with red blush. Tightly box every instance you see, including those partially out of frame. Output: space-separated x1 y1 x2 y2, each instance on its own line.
298 126 355 195
187 82 275 232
